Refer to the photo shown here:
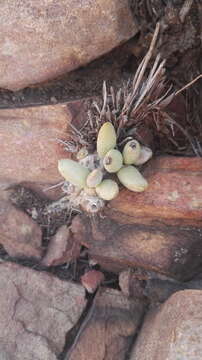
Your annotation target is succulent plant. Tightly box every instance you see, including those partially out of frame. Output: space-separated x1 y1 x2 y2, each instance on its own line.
97 122 116 158
123 140 141 165
58 159 90 188
61 181 81 195
76 147 89 160
96 179 119 200
58 125 152 213
133 146 153 165
103 149 123 173
80 193 105 213
84 187 97 196
79 154 101 171
117 165 148 192
86 168 103 188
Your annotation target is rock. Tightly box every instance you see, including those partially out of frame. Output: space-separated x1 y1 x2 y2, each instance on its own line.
0 199 42 259
81 270 105 293
118 269 147 299
143 275 202 306
0 103 71 199
119 269 188 303
66 288 145 360
42 225 81 266
71 213 202 280
70 155 202 281
0 261 86 360
143 278 187 305
110 156 202 228
0 0 137 90
119 269 132 297
130 290 202 360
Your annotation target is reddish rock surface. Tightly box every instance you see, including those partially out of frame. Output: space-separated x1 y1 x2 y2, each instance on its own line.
130 290 202 360
66 288 145 360
71 156 202 280
42 225 81 266
72 214 202 280
0 262 86 360
0 103 70 199
110 156 202 228
0 199 42 259
0 0 137 90
119 269 134 297
81 270 105 293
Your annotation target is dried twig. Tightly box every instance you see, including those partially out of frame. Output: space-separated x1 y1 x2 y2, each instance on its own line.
163 113 199 156
175 74 202 96
179 0 194 23
123 22 161 117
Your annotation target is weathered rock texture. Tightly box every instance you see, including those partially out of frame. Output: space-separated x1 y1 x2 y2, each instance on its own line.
0 103 71 198
66 288 145 360
0 0 137 90
0 199 42 259
81 270 105 293
143 277 202 306
0 262 86 360
71 156 202 280
42 225 81 266
130 290 202 360
110 156 202 228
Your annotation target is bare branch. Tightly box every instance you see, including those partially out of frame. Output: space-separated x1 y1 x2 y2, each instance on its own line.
175 74 202 96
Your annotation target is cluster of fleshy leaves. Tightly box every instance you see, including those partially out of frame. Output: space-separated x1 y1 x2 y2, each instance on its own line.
57 119 153 213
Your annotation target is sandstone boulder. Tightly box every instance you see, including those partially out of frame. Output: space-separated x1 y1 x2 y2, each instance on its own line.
41 225 81 266
71 156 202 280
0 199 42 259
0 0 137 90
66 288 145 360
130 290 202 360
0 103 70 199
0 262 86 360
